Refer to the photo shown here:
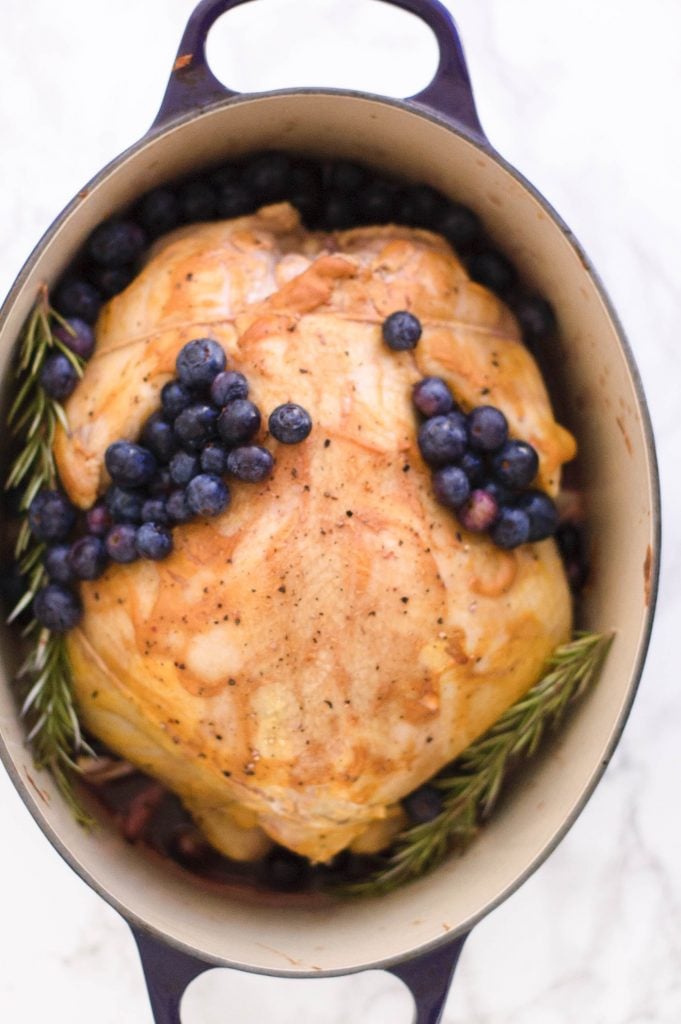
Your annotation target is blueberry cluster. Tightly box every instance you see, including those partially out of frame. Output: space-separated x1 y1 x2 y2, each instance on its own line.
29 338 313 633
412 377 558 549
51 153 555 354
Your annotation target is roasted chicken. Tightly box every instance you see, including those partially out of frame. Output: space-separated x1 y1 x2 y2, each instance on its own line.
56 203 575 862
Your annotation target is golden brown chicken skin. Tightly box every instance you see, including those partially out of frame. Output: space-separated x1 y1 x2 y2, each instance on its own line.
58 204 574 862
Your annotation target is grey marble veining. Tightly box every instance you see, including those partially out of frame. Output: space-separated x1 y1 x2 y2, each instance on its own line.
0 1 679 1021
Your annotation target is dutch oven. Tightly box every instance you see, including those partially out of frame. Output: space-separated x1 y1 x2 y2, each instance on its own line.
0 1 660 1021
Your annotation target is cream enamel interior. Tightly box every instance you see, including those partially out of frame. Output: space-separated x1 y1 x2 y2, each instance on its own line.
0 91 658 976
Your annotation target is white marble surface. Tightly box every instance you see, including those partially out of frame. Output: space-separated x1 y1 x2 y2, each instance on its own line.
0 1 679 1021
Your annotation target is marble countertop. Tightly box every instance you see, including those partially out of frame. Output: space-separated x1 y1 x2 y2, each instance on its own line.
0 1 679 1021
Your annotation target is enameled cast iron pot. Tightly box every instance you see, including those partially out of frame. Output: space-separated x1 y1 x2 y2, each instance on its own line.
0 1 660 1021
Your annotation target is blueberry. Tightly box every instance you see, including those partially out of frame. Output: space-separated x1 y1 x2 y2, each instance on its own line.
382 310 422 351
88 220 146 268
178 179 218 222
565 557 589 592
53 318 95 360
468 250 517 295
290 192 323 228
210 370 249 408
457 489 499 532
490 440 539 490
185 474 230 517
243 151 292 203
176 338 226 390
226 445 274 483
259 848 310 892
515 490 558 542
318 849 371 885
68 536 108 580
174 403 218 451
85 503 112 537
218 399 262 446
326 160 366 193
40 353 79 401
459 450 485 487
288 162 323 226
105 485 143 524
556 523 588 591
490 507 530 549
28 490 76 542
555 522 581 562
161 380 194 420
105 523 139 564
105 440 157 488
515 295 556 344
480 478 516 507
358 178 396 223
136 188 180 238
141 413 178 464
148 468 172 496
88 265 135 298
439 202 481 249
54 279 102 324
322 191 357 230
432 465 471 510
200 443 228 475
412 377 454 418
166 488 193 524
417 412 468 466
136 522 173 560
44 545 74 585
33 584 82 632
467 405 509 453
398 184 443 228
209 164 240 190
141 497 171 526
169 449 201 486
268 403 312 445
403 785 443 824
217 183 253 219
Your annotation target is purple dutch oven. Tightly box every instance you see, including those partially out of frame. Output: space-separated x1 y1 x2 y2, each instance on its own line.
0 2 660 1022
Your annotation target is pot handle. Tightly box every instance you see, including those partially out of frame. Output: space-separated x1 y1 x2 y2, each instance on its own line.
151 0 485 140
132 925 212 1024
131 922 469 1024
388 933 469 1024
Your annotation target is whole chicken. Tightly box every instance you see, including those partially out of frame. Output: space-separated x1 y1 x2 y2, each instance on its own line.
56 203 576 862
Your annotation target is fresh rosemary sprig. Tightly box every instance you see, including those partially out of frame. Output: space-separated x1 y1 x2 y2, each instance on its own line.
18 630 93 825
339 631 613 897
5 288 93 824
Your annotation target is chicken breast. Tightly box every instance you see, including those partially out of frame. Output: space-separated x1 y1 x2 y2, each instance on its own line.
54 203 317 508
58 205 575 862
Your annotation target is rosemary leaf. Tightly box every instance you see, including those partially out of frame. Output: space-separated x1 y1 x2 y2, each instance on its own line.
6 437 40 489
29 334 48 379
6 589 36 624
7 372 37 427
14 518 32 560
52 338 85 376
338 631 613 898
49 307 75 331
18 307 39 373
52 400 70 434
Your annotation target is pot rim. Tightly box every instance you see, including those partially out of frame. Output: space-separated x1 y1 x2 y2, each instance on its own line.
0 85 662 977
